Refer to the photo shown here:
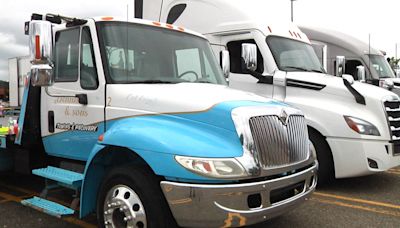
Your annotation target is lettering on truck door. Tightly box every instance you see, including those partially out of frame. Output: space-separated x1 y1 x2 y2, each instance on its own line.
41 25 105 161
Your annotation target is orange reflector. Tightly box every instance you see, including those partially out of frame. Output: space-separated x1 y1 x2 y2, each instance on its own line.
166 24 174 29
102 17 114 21
152 21 161 26
267 26 272 33
35 35 40 60
98 134 104 142
177 27 185 32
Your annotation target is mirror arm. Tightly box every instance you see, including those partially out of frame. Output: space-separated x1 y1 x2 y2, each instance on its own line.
343 79 365 105
241 58 272 84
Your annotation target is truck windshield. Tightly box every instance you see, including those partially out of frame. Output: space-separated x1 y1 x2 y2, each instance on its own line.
267 36 325 73
368 55 395 78
97 22 226 85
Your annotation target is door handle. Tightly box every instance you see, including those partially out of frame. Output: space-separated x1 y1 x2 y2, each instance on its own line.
48 111 54 133
76 94 88 105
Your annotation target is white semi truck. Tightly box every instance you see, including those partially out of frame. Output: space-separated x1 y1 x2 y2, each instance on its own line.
141 0 400 183
2 13 318 228
299 26 400 95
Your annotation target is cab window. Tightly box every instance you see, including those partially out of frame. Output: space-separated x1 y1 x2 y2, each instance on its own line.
55 28 80 82
80 27 99 90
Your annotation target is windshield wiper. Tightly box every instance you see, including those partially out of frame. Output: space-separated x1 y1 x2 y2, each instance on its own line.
281 66 325 73
281 66 311 72
130 80 177 84
310 69 325 73
195 79 212 83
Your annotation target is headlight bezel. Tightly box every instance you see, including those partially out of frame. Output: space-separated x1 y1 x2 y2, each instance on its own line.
344 116 380 136
175 155 249 179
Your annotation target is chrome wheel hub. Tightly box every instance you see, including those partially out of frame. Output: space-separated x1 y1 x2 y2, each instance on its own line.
103 185 147 228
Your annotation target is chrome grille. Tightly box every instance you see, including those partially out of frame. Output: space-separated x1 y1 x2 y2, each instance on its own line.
249 115 309 168
384 100 400 142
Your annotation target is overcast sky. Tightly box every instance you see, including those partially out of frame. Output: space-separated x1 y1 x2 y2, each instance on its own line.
1 0 400 81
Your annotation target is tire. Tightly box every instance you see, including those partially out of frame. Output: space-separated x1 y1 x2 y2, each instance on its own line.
97 164 177 228
309 129 335 186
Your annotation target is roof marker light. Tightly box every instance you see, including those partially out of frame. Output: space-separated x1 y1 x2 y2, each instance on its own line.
102 16 114 21
178 27 185 32
166 24 174 29
152 21 161 26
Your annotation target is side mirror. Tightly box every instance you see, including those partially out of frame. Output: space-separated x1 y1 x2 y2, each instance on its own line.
336 56 346 77
220 50 230 79
241 43 257 72
356 65 366 82
29 20 54 86
380 79 394 90
342 74 354 85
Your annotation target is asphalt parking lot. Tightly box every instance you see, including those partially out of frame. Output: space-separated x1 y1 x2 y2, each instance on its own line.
0 167 399 228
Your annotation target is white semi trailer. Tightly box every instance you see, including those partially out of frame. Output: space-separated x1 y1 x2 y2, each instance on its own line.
140 0 400 183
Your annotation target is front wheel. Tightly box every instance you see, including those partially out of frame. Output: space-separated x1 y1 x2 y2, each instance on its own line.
309 130 335 186
97 165 176 228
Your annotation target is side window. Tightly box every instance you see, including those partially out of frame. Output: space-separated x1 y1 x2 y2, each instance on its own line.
175 48 202 81
227 39 264 74
55 28 80 82
80 27 99 90
333 59 363 80
345 60 363 80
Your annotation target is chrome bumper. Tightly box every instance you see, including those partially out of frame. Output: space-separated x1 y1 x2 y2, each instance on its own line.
160 162 318 227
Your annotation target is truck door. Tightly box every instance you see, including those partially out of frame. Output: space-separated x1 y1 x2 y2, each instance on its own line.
225 39 273 98
41 25 105 161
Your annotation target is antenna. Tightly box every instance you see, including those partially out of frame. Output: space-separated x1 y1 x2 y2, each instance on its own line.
369 33 371 80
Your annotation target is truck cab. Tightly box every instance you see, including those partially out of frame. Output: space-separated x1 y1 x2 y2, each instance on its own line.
141 0 400 183
300 26 400 95
4 13 317 227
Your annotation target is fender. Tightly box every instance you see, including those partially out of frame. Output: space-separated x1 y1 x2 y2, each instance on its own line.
80 100 287 217
79 114 243 217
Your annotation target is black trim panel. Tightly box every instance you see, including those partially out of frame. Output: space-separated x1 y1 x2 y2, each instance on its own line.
286 79 326 91
167 4 187 24
135 0 143 19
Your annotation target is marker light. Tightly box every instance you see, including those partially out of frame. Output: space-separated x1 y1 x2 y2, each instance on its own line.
35 35 40 59
102 17 114 21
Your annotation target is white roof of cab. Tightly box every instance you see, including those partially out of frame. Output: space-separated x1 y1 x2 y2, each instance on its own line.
299 25 383 56
158 0 310 43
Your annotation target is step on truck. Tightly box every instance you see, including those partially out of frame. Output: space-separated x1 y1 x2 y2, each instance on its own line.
299 26 400 95
2 13 318 227
140 0 400 183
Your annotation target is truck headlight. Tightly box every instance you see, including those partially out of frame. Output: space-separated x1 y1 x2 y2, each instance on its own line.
344 116 380 136
175 156 248 179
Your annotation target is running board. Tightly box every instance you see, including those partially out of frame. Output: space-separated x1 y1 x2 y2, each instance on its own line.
21 196 74 218
32 166 83 189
